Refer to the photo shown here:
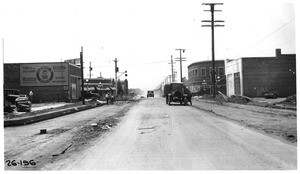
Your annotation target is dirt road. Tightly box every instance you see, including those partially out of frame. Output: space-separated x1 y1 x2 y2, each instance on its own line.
4 101 135 170
41 98 297 170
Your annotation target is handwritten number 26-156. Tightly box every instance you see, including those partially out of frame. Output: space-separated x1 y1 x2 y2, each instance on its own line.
6 160 36 166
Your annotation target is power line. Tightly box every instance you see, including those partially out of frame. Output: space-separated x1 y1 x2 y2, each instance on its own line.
235 18 295 57
92 60 169 68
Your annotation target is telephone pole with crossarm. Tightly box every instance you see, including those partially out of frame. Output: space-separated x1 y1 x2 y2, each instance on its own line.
201 3 224 98
175 49 186 83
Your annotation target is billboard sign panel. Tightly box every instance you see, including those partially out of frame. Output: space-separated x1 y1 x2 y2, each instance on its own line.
20 63 69 86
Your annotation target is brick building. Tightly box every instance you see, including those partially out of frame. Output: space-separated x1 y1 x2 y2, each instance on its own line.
225 49 296 97
187 60 226 95
4 62 82 102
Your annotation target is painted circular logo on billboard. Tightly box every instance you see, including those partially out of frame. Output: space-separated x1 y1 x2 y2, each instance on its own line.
36 66 54 83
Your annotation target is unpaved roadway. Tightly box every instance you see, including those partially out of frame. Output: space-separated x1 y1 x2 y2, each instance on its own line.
39 98 296 170
4 101 135 170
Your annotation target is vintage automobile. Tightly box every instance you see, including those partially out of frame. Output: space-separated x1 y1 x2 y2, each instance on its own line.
264 92 278 99
15 95 32 112
5 94 31 112
83 91 100 99
4 89 32 113
147 91 154 98
165 83 192 105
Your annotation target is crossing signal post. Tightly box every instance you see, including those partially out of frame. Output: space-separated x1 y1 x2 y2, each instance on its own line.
113 57 127 96
201 3 224 98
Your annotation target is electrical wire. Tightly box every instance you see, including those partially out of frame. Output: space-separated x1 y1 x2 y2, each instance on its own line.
92 60 169 68
234 18 295 58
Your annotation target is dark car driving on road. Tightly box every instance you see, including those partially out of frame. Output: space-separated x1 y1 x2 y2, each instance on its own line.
147 91 154 98
165 83 192 105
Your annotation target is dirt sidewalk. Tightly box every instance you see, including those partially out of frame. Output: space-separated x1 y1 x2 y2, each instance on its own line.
192 98 297 145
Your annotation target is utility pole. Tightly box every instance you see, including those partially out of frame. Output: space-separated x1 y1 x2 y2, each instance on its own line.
175 49 186 82
2 38 4 62
89 62 93 78
169 55 175 82
113 58 118 96
201 3 224 98
80 46 85 104
174 71 177 82
2 38 4 92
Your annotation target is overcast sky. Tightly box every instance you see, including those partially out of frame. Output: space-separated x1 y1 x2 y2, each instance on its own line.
0 0 296 90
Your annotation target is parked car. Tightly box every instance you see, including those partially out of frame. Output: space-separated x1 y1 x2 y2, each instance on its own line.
147 91 154 98
4 94 31 112
15 95 32 112
4 89 32 112
264 92 278 99
5 94 20 105
4 97 15 113
84 91 100 99
165 83 192 105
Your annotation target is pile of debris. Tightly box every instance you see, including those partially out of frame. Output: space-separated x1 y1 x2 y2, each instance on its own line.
200 94 252 104
201 94 227 102
277 94 296 106
227 95 252 104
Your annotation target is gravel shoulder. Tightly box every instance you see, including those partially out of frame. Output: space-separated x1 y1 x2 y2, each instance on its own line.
192 98 297 145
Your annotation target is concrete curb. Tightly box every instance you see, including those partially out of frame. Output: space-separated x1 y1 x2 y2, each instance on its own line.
4 103 105 127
